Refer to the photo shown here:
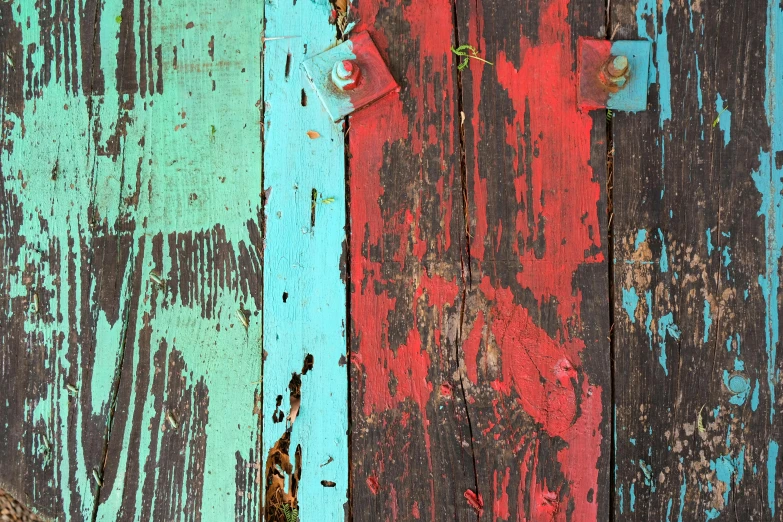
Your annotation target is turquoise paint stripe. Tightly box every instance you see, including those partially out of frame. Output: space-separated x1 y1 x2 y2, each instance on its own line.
658 228 669 272
636 0 672 126
769 441 779 515
755 0 783 427
715 93 731 146
703 299 711 343
262 0 348 519
657 312 680 375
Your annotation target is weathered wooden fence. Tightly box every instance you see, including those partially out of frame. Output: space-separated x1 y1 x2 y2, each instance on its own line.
0 0 780 521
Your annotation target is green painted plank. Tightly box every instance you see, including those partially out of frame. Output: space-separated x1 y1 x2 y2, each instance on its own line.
1 1 264 520
92 1 264 520
261 0 348 520
0 1 138 518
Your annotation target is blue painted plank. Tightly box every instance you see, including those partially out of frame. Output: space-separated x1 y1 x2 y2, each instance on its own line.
261 0 348 520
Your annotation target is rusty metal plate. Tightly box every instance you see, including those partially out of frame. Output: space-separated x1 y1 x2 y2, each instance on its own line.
577 38 651 112
302 31 399 122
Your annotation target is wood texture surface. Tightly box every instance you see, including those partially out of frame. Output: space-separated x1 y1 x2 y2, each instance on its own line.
611 0 782 519
456 0 611 519
2 0 782 520
261 1 349 521
1 1 264 520
349 0 611 520
348 0 474 520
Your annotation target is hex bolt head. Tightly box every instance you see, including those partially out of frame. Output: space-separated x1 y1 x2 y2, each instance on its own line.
607 55 628 77
332 59 361 91
601 54 630 90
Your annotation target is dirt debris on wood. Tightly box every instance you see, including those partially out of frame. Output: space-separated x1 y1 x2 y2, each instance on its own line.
0 489 44 522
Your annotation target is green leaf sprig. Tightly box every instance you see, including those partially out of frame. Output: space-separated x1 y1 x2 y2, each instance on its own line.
451 44 493 71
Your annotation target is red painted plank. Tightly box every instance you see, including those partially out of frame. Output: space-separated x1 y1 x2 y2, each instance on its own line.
349 0 610 520
455 0 610 517
348 1 475 519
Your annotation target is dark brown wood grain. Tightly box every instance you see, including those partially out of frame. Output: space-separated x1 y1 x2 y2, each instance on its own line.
611 0 782 519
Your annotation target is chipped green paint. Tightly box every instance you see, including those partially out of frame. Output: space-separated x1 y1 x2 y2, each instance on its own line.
2 0 263 519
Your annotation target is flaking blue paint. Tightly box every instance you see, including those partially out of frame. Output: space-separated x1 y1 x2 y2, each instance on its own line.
715 94 731 146
635 229 648 250
696 55 704 138
630 483 636 512
710 447 745 509
768 441 779 515
751 380 760 411
755 0 783 428
623 287 640 323
658 313 680 375
262 0 349 518
645 291 654 350
703 299 711 342
706 228 714 256
658 228 669 272
678 471 687 522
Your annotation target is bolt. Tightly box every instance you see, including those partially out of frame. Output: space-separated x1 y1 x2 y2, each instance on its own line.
601 54 629 90
332 59 361 91
607 55 628 77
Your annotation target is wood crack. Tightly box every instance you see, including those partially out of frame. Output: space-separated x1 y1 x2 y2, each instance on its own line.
451 0 481 519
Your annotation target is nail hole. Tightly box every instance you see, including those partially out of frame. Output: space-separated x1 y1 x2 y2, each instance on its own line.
282 292 288 303
301 89 307 106
302 354 314 375
285 53 292 78
310 188 317 228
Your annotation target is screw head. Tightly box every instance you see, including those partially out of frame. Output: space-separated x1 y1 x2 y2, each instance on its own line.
332 59 361 90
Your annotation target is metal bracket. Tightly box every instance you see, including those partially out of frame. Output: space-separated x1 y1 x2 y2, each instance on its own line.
577 38 651 112
302 31 399 122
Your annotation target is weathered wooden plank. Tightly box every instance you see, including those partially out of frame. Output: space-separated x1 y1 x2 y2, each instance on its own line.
0 1 139 518
0 1 264 520
261 1 348 521
348 1 476 520
89 2 264 521
612 0 782 519
454 0 611 519
350 0 610 520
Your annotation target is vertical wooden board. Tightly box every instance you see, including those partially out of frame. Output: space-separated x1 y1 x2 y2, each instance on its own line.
455 0 611 520
348 1 477 520
87 1 265 521
261 1 348 521
612 0 782 519
0 1 139 518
